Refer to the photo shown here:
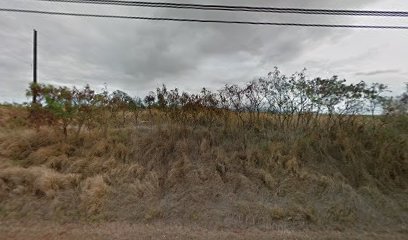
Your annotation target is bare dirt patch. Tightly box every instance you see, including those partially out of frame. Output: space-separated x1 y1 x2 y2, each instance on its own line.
0 221 407 240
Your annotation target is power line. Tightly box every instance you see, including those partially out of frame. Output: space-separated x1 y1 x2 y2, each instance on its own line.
1 8 408 29
36 0 408 17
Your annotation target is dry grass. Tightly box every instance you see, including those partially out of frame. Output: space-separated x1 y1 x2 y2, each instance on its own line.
0 166 80 198
0 105 407 235
80 175 110 216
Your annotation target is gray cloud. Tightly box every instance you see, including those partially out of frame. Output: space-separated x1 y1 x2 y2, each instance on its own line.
2 0 408 102
355 69 401 76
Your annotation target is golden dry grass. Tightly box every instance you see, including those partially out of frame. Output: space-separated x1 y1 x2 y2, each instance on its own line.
0 105 407 236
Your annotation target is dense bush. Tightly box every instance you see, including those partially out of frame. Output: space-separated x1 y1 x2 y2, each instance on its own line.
26 68 407 136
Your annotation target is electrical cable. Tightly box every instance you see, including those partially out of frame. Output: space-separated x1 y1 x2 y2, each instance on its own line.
2 8 408 29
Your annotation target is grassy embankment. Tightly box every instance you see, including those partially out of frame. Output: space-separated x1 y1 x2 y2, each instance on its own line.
0 104 407 234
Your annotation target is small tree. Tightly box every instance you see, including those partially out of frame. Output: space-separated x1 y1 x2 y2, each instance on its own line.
110 90 133 127
72 84 95 137
27 83 78 137
382 83 408 115
364 83 388 117
129 96 144 125
144 92 156 119
223 84 246 126
244 80 264 123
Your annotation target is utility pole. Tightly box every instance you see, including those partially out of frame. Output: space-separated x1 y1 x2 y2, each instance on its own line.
33 29 37 104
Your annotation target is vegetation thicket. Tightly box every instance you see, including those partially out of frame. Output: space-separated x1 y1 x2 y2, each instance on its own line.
0 68 407 231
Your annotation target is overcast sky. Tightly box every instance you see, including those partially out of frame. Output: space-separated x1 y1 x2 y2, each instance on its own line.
1 0 408 102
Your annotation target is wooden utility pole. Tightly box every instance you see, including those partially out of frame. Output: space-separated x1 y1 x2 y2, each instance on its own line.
33 29 37 103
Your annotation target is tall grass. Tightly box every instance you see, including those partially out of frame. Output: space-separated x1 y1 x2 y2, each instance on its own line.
0 69 407 230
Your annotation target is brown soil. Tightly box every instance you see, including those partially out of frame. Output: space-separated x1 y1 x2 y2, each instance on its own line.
1 221 407 240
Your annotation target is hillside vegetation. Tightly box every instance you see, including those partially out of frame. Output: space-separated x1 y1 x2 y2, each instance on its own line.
0 69 407 233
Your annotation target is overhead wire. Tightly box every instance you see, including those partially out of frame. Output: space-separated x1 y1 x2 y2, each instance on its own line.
1 8 408 29
35 0 408 17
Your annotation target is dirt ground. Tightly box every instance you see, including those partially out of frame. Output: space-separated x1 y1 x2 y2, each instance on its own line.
0 221 407 240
